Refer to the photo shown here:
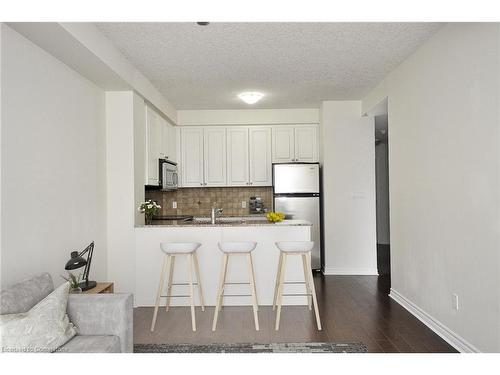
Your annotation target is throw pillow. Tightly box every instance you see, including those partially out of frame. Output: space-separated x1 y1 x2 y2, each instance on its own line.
0 282 77 353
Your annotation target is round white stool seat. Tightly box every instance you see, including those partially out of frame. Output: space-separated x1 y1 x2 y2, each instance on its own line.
160 242 201 254
218 241 257 253
275 241 314 253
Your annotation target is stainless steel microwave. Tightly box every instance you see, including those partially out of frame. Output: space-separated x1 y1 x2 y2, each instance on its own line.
159 159 178 191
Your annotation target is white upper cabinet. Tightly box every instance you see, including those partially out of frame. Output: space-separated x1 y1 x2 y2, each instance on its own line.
180 128 204 187
146 105 161 185
158 115 168 159
294 126 318 162
203 127 227 186
167 125 177 163
145 103 178 185
249 127 272 186
159 116 176 162
272 126 295 163
272 125 318 163
226 127 272 187
178 124 318 188
227 127 249 186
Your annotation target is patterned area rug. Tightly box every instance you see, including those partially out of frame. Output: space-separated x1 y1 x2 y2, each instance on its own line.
134 342 367 353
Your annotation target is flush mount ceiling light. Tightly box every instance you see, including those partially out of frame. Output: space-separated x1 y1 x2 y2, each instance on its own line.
238 92 265 105
197 22 210 26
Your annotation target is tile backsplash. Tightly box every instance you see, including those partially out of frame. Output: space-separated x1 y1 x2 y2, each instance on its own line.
145 187 273 216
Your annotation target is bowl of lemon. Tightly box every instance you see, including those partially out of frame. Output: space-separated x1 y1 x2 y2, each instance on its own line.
266 211 286 223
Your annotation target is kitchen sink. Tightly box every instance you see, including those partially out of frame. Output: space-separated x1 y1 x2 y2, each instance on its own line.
192 216 266 224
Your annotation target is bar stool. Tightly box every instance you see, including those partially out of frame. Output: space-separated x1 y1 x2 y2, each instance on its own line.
151 242 205 332
212 241 259 331
273 241 321 331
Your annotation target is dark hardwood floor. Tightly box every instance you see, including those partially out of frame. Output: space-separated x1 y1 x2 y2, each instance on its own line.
134 274 457 353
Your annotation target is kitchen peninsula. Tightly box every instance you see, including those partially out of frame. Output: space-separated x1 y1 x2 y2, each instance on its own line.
134 218 312 307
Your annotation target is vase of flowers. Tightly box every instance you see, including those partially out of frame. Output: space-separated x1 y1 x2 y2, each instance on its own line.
138 200 161 225
61 272 82 294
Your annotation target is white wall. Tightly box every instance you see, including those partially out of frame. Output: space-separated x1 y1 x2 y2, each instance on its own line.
320 101 377 275
0 24 4 281
362 24 500 352
1 25 107 288
177 108 319 126
105 91 145 298
133 94 146 227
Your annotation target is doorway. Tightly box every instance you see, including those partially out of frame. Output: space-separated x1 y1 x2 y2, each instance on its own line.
374 115 390 281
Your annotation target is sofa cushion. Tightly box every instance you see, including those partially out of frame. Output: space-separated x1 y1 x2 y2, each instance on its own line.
0 282 76 353
0 273 54 315
58 335 121 353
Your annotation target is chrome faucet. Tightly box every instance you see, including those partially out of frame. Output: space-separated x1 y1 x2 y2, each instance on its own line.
211 207 223 224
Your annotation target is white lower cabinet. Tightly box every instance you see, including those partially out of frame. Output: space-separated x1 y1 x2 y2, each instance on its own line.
249 127 272 186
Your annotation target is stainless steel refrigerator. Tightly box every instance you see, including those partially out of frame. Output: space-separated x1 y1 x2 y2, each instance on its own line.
273 163 322 270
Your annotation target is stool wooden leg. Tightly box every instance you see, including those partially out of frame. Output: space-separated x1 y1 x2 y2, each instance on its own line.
272 252 283 311
306 252 322 330
193 251 205 312
165 255 175 312
212 253 228 331
151 254 170 332
249 253 259 312
247 253 260 331
187 253 196 331
275 253 287 330
219 253 229 312
301 254 312 310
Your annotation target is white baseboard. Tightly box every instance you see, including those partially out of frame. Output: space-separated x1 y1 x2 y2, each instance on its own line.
389 288 480 353
323 267 379 275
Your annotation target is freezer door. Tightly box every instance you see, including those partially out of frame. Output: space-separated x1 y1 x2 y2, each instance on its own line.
273 164 320 194
274 196 321 269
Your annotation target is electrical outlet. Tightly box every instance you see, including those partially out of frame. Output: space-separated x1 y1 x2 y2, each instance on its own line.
242 201 247 208
452 293 459 310
172 201 177 209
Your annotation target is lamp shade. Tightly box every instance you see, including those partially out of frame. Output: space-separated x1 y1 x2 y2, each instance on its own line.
65 251 87 270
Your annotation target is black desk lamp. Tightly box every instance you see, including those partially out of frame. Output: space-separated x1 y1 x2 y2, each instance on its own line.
65 241 97 291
